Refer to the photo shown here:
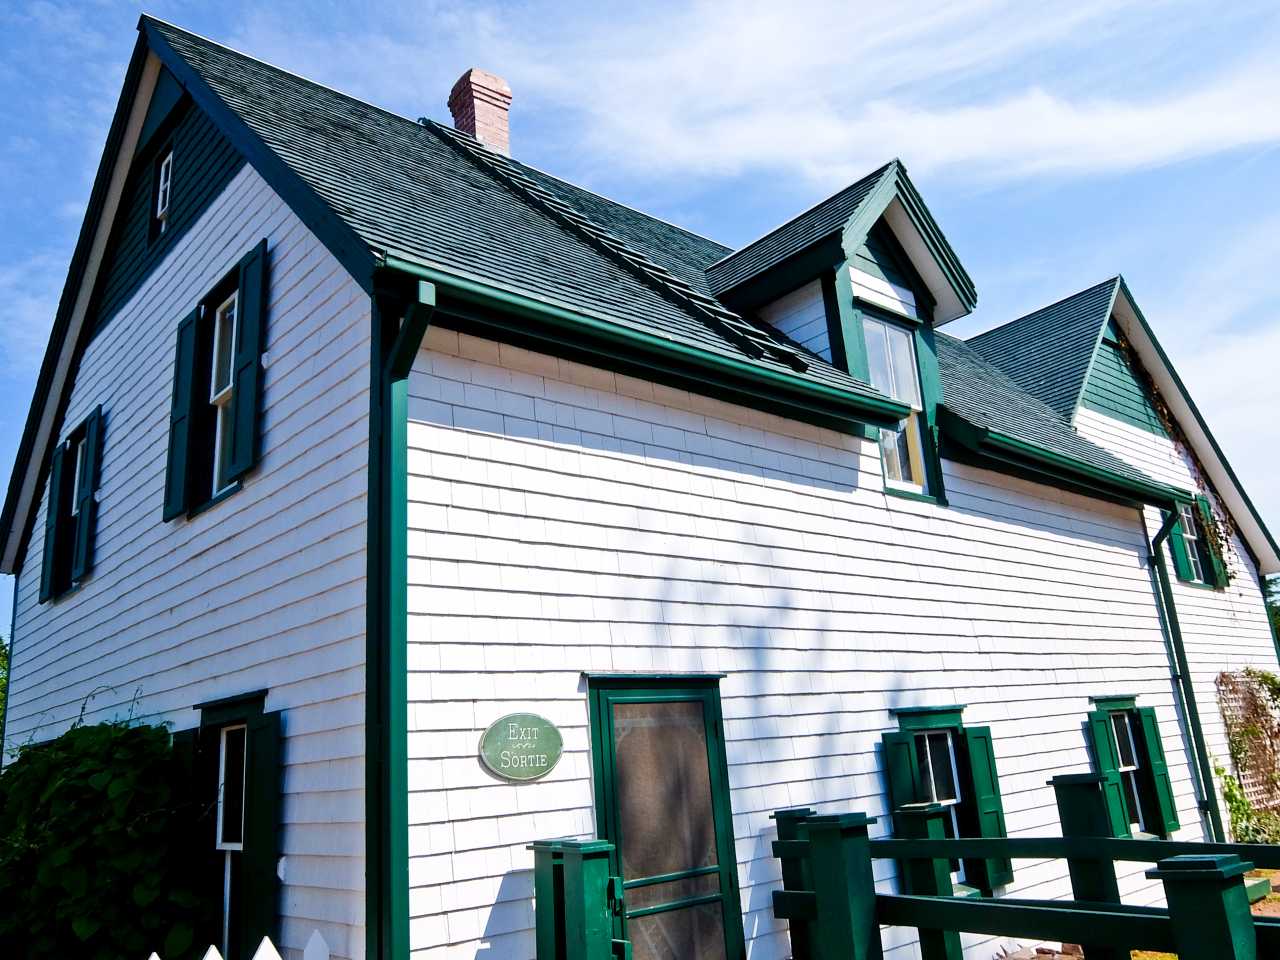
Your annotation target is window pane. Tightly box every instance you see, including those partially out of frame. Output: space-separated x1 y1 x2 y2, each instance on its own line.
885 324 921 408
216 403 235 491
880 428 906 482
914 733 934 800
1112 713 1137 768
612 700 718 881
68 438 84 515
218 725 247 848
628 901 726 960
213 295 237 396
928 732 958 802
864 319 893 396
894 426 915 482
1122 770 1145 830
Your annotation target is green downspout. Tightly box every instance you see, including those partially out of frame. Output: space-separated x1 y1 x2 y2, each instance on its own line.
367 276 435 960
1144 508 1226 842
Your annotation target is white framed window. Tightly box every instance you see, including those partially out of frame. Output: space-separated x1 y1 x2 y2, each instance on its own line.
1178 503 1206 583
216 723 247 851
1110 711 1147 833
914 729 965 883
210 291 238 494
155 150 174 233
863 314 928 491
67 435 85 518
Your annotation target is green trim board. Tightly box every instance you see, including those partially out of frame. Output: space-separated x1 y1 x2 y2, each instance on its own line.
383 253 911 431
891 705 966 730
366 274 434 960
586 676 746 959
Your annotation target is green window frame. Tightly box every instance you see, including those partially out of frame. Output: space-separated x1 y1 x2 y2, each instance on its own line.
1085 696 1180 839
881 706 1012 894
586 675 745 959
826 264 947 505
1166 496 1229 589
173 690 282 960
163 239 268 521
39 405 105 602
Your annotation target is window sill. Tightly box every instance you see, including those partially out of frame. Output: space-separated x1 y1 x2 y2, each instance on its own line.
186 479 243 520
1175 579 1222 592
950 883 982 899
884 485 946 507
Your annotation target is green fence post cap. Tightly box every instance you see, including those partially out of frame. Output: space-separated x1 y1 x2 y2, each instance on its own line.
807 812 877 829
558 838 615 856
1147 854 1254 881
1049 772 1108 787
772 807 818 822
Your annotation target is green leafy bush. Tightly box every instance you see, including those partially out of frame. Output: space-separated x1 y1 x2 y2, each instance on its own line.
1217 761 1280 845
0 722 214 959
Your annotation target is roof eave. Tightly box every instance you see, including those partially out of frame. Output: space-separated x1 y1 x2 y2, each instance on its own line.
0 34 153 574
1112 279 1280 575
381 251 913 431
938 404 1185 509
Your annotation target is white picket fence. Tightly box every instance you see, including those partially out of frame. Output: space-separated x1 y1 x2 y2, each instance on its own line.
147 931 330 960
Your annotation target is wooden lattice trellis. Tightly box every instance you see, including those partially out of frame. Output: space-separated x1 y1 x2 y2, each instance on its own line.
1217 670 1280 811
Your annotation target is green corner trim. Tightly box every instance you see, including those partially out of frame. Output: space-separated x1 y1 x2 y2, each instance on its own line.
366 275 435 960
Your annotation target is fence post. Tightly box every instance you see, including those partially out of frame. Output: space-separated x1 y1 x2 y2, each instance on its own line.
892 803 962 960
771 807 817 960
530 839 567 960
560 839 619 960
1147 854 1257 960
1051 773 1124 960
802 812 882 960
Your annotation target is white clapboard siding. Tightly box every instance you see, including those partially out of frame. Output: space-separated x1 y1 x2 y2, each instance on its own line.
401 328 1244 960
757 279 831 360
1075 405 1279 832
4 165 370 960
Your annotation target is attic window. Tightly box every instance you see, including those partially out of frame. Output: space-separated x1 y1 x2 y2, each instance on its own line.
863 313 928 492
152 148 174 238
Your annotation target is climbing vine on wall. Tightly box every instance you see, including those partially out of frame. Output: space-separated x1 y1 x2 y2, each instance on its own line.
1216 669 1280 842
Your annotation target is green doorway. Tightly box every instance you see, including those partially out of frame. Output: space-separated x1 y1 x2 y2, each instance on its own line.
587 676 745 960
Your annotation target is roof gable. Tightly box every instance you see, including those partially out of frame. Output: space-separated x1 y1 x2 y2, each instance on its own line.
967 276 1120 419
706 160 977 323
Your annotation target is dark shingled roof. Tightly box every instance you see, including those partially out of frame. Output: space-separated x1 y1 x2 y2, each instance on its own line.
147 20 1169 497
936 331 1164 490
968 277 1120 419
148 18 893 404
704 163 892 295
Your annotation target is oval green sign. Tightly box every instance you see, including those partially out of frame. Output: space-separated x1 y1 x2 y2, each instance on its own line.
479 713 563 782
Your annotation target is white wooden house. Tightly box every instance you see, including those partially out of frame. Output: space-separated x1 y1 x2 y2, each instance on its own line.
2 16 1278 960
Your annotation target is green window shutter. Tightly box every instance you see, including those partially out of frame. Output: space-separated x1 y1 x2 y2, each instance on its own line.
70 406 104 582
882 730 923 812
1196 495 1229 589
240 710 282 956
1135 707 1180 838
38 444 68 603
1085 710 1132 837
1165 510 1195 582
226 239 268 483
960 726 1013 892
163 308 200 521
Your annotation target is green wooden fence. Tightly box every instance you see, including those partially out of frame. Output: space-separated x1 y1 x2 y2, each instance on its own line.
770 773 1280 960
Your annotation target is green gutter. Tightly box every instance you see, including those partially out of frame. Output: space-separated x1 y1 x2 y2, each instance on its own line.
366 276 435 960
1145 509 1226 841
937 406 1185 508
380 253 911 430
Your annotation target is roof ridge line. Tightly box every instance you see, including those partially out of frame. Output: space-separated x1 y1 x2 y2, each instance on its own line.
968 275 1121 344
425 121 810 372
705 159 898 271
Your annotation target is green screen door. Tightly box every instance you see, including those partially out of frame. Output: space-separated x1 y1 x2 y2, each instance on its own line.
589 679 745 960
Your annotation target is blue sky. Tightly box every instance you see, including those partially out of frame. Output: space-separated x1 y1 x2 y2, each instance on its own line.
2 1 1280 622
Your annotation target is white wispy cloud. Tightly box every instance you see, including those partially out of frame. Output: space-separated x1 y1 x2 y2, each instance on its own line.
232 0 1280 188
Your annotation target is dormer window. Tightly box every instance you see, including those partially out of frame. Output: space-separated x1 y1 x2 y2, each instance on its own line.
152 148 174 239
862 312 928 492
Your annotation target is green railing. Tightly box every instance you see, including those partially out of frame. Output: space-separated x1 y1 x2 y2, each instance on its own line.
770 773 1280 960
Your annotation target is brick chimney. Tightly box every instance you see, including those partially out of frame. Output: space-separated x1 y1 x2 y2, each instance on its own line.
448 68 513 155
